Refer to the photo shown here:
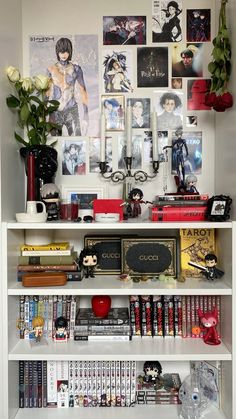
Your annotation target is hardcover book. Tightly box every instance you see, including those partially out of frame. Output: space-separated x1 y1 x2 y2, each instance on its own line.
18 252 78 265
75 307 130 325
21 246 73 257
20 242 70 251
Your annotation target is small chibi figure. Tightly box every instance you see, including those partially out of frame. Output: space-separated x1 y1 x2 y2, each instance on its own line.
185 173 199 193
79 246 98 278
32 316 45 342
142 361 163 388
54 316 68 341
41 183 60 221
123 188 149 219
197 307 221 345
188 253 224 281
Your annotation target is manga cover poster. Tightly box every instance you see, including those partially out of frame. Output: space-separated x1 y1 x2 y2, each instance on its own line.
101 95 125 131
129 98 150 129
29 35 99 137
103 50 133 93
172 43 203 78
61 139 86 175
171 131 202 175
187 9 211 42
154 90 183 131
118 134 142 170
89 136 112 173
103 16 146 45
187 79 211 110
152 0 183 43
144 130 168 163
137 47 168 88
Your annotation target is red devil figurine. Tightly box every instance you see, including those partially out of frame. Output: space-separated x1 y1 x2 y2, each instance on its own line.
198 307 221 345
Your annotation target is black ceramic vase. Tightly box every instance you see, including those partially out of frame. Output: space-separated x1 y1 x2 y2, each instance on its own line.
20 145 58 201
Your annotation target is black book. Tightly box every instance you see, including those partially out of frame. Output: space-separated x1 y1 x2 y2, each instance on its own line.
75 307 130 325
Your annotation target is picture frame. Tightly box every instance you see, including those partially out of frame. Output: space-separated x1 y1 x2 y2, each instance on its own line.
101 94 125 131
61 186 105 211
206 195 232 221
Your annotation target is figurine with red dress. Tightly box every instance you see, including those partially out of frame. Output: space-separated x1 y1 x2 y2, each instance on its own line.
197 307 221 345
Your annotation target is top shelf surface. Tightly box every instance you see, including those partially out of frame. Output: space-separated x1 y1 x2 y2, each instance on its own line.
4 220 233 230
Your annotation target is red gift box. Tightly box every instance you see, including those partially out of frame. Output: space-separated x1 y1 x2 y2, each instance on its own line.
150 205 207 222
93 199 124 221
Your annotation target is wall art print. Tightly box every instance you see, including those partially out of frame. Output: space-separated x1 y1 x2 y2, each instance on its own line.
152 0 183 43
103 16 146 45
137 47 168 88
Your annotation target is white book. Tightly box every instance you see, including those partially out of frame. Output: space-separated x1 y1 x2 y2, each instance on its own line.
47 361 57 407
57 360 69 408
21 246 73 256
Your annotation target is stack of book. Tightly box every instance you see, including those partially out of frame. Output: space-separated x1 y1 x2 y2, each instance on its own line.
136 372 182 405
74 307 131 341
17 241 81 282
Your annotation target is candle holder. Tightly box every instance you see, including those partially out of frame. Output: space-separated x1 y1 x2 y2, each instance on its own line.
99 157 159 183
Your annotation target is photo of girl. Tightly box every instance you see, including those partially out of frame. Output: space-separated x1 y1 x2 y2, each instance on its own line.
152 1 182 43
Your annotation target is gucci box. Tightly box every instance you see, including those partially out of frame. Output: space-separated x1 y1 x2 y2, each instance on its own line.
121 237 177 277
84 236 121 274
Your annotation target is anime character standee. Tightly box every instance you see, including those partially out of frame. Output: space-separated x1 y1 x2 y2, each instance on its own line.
79 246 98 278
197 307 221 345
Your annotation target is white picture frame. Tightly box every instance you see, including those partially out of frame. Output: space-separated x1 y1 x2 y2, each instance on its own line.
60 186 106 217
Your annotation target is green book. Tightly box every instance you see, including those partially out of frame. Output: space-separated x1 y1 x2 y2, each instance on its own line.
18 251 77 265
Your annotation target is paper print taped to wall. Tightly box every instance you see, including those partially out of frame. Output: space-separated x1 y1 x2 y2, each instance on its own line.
144 130 168 163
172 43 203 78
187 9 211 42
152 0 183 43
154 90 183 131
118 134 142 170
187 79 211 110
103 16 146 45
89 136 112 173
61 139 86 175
29 35 99 137
171 131 202 175
137 47 168 88
103 50 133 93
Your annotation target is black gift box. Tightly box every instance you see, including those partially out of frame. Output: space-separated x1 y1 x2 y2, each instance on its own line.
121 237 177 277
84 236 121 274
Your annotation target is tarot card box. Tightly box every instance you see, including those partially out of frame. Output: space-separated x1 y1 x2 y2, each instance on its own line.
121 237 177 277
84 236 121 274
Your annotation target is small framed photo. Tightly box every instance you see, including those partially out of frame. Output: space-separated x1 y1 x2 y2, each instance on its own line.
61 187 105 217
102 95 125 131
207 195 232 221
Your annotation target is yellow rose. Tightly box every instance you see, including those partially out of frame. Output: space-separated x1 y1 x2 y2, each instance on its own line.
21 77 33 92
6 66 20 83
34 74 50 91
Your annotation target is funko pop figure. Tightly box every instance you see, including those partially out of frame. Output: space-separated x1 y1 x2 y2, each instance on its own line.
32 316 44 342
79 246 98 278
54 316 68 341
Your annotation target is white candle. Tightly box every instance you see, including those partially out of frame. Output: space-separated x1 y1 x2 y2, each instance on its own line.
100 112 106 162
126 104 132 158
152 110 159 161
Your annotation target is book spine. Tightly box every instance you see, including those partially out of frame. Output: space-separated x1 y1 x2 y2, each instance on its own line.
174 295 182 337
73 361 79 407
18 253 77 265
65 295 71 339
152 295 163 337
42 361 47 408
168 296 174 337
115 361 121 406
125 361 131 407
110 361 116 407
87 361 93 407
21 242 69 251
28 297 35 340
181 295 187 338
24 361 29 408
57 361 69 408
24 296 30 340
33 360 38 408
47 361 57 407
52 295 58 338
37 361 42 408
92 361 98 406
120 361 126 407
191 295 196 338
78 361 84 407
199 295 204 337
19 295 25 339
186 295 192 337
96 361 102 407
19 360 24 408
216 295 221 338
70 296 77 338
28 361 33 408
21 248 72 256
130 361 136 406
129 295 136 336
18 264 78 271
83 361 88 407
68 361 74 407
74 335 131 341
74 324 130 333
105 361 111 406
57 295 63 318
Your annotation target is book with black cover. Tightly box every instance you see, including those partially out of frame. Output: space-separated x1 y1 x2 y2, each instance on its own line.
75 307 130 325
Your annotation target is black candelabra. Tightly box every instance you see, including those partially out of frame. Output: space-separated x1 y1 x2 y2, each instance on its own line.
99 157 159 183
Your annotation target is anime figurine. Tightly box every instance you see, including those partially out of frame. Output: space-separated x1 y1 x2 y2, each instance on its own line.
32 316 45 342
123 188 149 219
179 371 215 419
197 307 221 345
185 174 199 193
172 129 189 184
142 361 163 388
188 253 224 281
54 316 68 342
41 183 60 221
79 246 98 278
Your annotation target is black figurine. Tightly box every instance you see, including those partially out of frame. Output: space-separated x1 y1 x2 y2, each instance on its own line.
79 247 98 278
123 188 151 219
41 183 60 221
54 316 68 341
188 253 224 280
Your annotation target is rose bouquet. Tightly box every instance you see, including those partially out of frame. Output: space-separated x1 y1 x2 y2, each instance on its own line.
205 0 233 112
6 66 61 146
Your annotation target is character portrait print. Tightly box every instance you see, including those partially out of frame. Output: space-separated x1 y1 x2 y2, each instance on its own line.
102 95 125 130
89 137 112 173
144 130 168 163
118 135 142 170
62 139 86 175
171 131 202 176
187 9 211 42
29 34 99 137
155 90 183 131
103 16 146 45
137 47 168 88
152 0 182 43
103 50 133 93
129 98 150 128
172 43 203 77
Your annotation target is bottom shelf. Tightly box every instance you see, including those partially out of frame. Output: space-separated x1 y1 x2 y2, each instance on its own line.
13 405 227 419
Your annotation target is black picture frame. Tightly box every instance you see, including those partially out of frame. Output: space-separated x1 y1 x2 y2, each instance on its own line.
206 195 232 221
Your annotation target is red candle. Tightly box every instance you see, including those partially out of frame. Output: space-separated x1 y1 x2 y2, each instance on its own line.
27 152 36 201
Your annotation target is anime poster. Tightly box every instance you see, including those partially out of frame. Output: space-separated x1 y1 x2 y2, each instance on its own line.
172 43 203 78
137 47 168 88
101 95 125 130
89 136 112 173
103 16 146 45
187 79 211 110
29 35 99 137
152 0 183 43
103 50 133 93
129 98 150 129
144 130 168 163
118 135 142 170
187 9 211 42
154 90 183 131
171 131 202 175
61 139 86 175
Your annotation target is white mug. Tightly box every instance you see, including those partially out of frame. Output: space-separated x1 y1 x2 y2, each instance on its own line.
26 201 46 214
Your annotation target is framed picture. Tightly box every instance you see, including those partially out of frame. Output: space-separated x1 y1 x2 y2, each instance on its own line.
102 95 125 131
61 186 105 210
206 195 232 221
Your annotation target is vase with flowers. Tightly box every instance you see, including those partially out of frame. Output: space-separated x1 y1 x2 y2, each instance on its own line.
6 66 62 199
205 0 233 112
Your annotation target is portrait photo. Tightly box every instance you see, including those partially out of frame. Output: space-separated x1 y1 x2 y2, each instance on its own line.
171 77 182 89
61 139 86 175
152 0 183 43
103 16 146 45
172 43 203 78
187 9 211 42
103 50 133 93
129 98 150 128
137 47 168 88
154 90 183 131
102 95 125 130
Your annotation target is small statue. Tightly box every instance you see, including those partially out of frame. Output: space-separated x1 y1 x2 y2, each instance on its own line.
32 316 45 342
188 253 224 280
41 183 60 221
123 188 150 219
79 246 98 278
198 307 221 345
185 174 199 194
139 360 164 389
54 316 68 341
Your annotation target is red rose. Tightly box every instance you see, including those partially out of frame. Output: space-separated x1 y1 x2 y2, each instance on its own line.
204 92 217 107
213 96 226 112
220 92 233 109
